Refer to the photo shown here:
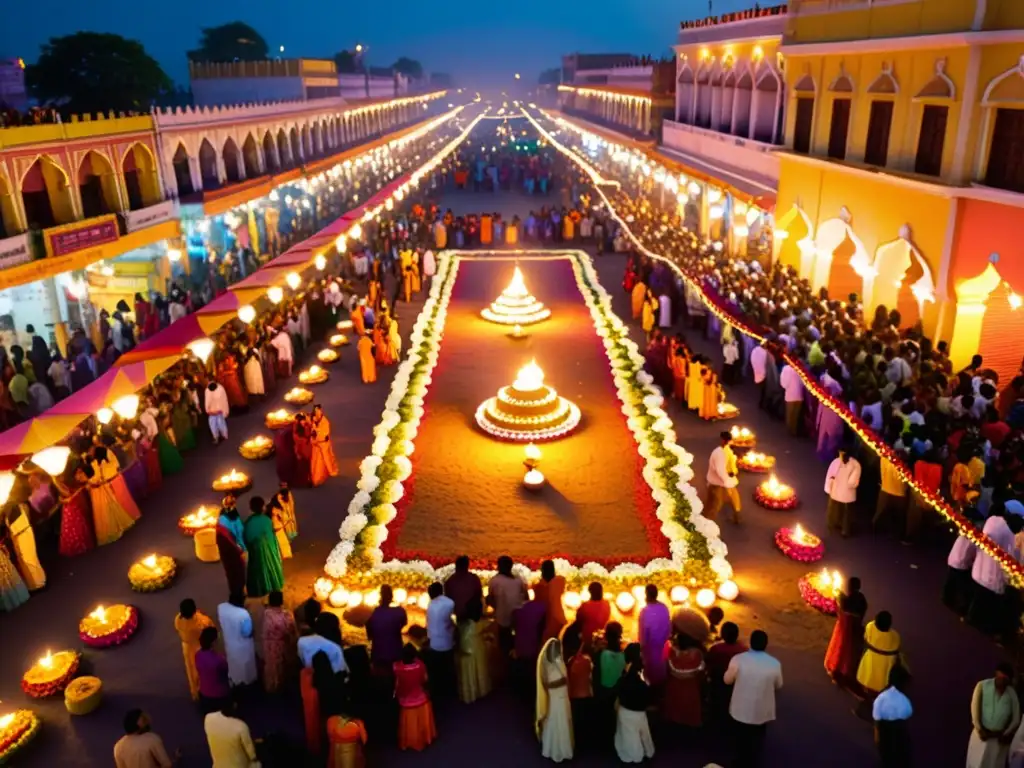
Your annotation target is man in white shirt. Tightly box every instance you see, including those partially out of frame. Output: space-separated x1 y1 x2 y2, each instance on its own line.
750 341 768 408
486 555 528 650
824 450 862 537
424 581 457 700
169 299 187 325
269 329 293 377
706 431 742 524
872 665 912 768
217 594 257 686
968 511 1018 636
723 629 782 768
205 382 230 444
205 697 260 767
779 363 805 436
297 614 348 674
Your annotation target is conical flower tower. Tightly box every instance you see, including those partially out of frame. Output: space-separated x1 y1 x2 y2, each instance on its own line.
475 359 581 441
480 265 551 325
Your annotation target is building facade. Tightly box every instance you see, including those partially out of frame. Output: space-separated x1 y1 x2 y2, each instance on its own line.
556 58 676 138
774 0 1024 381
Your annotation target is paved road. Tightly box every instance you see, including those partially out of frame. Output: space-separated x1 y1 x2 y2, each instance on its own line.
0 130 994 768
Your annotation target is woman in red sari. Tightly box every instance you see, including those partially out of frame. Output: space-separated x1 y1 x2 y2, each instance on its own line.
216 353 248 410
57 470 95 557
292 414 313 487
310 406 339 486
394 644 436 751
262 590 298 693
824 576 868 689
663 632 705 727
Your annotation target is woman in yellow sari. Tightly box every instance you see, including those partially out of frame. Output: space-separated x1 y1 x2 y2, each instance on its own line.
374 315 396 365
387 316 401 361
358 334 376 384
631 280 647 319
687 358 705 413
410 261 421 294
310 405 340 486
87 446 140 546
174 598 213 700
641 294 656 339
856 610 905 698
326 712 368 768
699 366 721 420
457 600 492 703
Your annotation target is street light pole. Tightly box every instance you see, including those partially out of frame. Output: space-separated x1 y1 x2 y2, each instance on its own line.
355 44 369 99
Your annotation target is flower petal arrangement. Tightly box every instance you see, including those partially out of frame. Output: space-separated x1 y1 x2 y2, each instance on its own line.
325 250 732 597
0 709 41 764
774 527 824 563
799 571 839 615
21 651 79 698
78 604 139 648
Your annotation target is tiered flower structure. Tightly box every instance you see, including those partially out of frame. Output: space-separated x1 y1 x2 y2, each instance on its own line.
127 554 177 592
78 604 139 648
0 709 40 763
239 435 275 460
774 525 824 563
799 568 843 615
480 265 551 325
475 360 582 442
21 650 79 698
326 250 733 597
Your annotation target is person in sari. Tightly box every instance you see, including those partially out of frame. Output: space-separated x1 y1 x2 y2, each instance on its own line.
638 584 671 688
615 644 655 763
243 496 285 599
86 446 140 546
631 278 647 320
699 365 721 421
536 637 573 763
242 348 264 398
154 405 184 474
394 643 437 751
175 598 214 700
275 484 298 540
671 345 688 402
326 710 368 768
663 632 705 727
534 560 566 643
687 356 705 413
824 576 868 689
856 611 903 700
358 333 376 384
815 366 845 462
215 495 247 596
310 405 339 486
387 314 402 361
593 621 625 750
216 353 248 410
456 598 491 704
641 293 656 340
57 473 95 557
374 314 395 365
350 303 367 337
292 414 313 487
262 590 298 693
274 423 299 486
9 506 44 590
170 391 196 451
968 664 1021 768
575 582 610 649
138 431 162 493
267 496 292 559
300 650 326 756
0 537 29 612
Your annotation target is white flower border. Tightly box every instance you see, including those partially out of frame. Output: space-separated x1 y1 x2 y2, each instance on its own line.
325 249 732 587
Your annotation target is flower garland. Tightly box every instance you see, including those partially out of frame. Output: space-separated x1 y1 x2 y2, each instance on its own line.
325 249 732 593
21 651 79 698
528 107 1024 588
774 527 824 563
127 555 177 592
78 604 139 648
0 709 40 764
753 483 799 511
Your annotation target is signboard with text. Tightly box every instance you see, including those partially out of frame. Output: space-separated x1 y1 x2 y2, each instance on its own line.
44 215 119 258
0 233 33 270
124 200 178 233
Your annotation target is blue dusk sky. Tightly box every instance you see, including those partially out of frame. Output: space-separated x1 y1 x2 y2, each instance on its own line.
0 0 755 87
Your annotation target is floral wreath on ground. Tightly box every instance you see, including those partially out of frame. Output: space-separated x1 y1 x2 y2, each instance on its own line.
0 709 40 764
323 249 733 596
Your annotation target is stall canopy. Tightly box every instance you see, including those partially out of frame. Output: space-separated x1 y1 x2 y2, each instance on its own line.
0 414 92 461
47 363 155 416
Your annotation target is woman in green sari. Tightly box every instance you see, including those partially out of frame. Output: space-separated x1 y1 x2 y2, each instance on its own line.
243 496 285 598
155 405 184 475
170 390 196 452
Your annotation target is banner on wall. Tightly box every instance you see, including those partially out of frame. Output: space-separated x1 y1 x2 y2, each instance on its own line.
123 200 178 233
0 233 33 270
43 215 119 258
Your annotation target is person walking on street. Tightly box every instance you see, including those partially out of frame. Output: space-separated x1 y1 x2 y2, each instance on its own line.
723 629 782 768
706 431 741 523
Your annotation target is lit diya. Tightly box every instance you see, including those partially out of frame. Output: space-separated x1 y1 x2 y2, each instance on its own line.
212 468 252 493
774 524 824 563
522 442 545 490
716 402 739 420
737 451 775 473
178 505 219 536
21 650 79 698
317 348 339 364
0 708 41 763
239 434 275 460
127 554 177 592
508 323 528 340
753 474 798 510
265 408 296 429
329 333 350 348
337 320 354 331
284 387 314 405
79 604 139 648
798 568 843 615
298 365 329 385
729 425 756 449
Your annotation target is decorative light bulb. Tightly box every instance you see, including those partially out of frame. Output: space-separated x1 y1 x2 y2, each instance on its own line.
267 286 284 304
96 407 114 424
187 337 215 362
285 272 302 291
111 394 140 420
237 305 256 324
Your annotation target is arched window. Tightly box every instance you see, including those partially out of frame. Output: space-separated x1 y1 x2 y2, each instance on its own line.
241 133 262 178
198 139 219 189
121 142 160 210
172 143 194 197
790 72 815 152
677 64 695 124
78 150 118 217
222 138 242 183
263 132 279 172
981 57 1024 193
733 69 754 138
913 60 955 176
827 70 855 160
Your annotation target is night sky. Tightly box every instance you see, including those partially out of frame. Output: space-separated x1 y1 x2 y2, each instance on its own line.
0 0 754 87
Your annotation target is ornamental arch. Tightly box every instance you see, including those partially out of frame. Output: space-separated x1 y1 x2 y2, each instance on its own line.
77 149 120 218
121 141 161 210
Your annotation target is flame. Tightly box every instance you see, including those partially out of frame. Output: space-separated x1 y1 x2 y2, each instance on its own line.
505 266 529 299
0 713 14 730
39 650 53 669
514 359 545 392
90 606 107 624
142 555 158 569
524 443 541 461
792 524 805 543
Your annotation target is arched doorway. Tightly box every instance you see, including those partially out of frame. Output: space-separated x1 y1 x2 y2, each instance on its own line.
172 143 194 197
978 281 1024 386
720 70 736 132
198 139 219 189
242 133 262 178
263 132 279 172
277 129 291 167
289 127 301 164
696 68 712 128
122 142 160 210
78 150 119 218
301 124 311 158
753 68 781 144
222 138 242 183
677 67 695 124
0 173 18 237
733 70 753 137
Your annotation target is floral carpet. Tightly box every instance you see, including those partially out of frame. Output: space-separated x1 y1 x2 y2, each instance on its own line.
384 256 666 568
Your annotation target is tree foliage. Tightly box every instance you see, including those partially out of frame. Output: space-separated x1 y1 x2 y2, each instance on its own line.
538 67 561 85
25 32 172 114
188 22 268 63
391 57 423 80
334 50 358 74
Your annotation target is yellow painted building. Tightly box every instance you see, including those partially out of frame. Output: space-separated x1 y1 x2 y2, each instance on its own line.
773 0 1024 377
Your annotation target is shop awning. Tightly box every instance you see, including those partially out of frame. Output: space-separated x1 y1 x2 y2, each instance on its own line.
47 363 157 416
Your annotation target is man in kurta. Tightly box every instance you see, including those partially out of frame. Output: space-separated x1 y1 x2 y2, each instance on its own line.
638 584 671 687
217 592 258 687
243 496 284 599
358 333 376 384
968 664 1021 768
